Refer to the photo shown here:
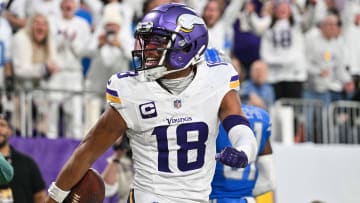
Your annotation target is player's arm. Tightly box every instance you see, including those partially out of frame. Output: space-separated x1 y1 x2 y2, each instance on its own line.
217 90 258 168
254 140 276 203
45 106 127 203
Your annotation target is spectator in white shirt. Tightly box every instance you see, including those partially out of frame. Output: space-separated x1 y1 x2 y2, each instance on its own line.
304 14 353 103
0 2 13 95
260 1 307 100
4 0 63 33
343 5 360 97
3 0 29 32
201 0 244 55
12 13 59 136
0 1 14 119
84 10 132 132
47 0 91 139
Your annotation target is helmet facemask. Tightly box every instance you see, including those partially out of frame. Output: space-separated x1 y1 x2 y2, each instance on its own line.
132 22 189 81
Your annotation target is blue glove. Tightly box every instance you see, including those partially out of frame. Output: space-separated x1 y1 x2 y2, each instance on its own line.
215 147 248 168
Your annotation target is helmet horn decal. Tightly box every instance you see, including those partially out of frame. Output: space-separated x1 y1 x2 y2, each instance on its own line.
177 14 206 33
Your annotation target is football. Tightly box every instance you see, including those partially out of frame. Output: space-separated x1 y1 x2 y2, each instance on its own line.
63 168 105 203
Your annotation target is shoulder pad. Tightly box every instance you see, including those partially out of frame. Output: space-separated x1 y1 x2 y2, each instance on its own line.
106 71 138 104
204 48 230 66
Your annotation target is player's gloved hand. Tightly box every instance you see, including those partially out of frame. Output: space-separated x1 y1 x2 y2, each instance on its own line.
215 147 248 168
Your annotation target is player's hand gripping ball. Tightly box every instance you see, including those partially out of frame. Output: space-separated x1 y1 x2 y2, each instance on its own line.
63 168 105 203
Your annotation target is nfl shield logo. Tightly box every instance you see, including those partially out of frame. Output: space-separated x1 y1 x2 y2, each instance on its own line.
174 99 182 109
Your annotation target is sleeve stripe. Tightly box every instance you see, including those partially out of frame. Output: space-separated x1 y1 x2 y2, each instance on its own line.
230 75 239 82
222 115 251 132
229 75 240 88
106 93 121 103
106 88 119 97
229 80 240 88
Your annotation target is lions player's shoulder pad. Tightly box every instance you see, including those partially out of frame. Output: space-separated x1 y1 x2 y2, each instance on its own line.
205 47 231 66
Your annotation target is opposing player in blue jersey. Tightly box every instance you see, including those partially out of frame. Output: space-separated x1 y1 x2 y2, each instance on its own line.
210 104 275 203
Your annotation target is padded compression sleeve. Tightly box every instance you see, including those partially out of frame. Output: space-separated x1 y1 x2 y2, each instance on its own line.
223 115 258 163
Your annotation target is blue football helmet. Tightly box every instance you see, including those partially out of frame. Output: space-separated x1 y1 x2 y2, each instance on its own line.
132 3 208 81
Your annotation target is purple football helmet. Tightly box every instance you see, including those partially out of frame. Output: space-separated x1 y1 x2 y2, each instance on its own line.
132 3 208 81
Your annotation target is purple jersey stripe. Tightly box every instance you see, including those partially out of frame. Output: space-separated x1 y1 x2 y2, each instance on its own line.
230 75 239 82
106 88 118 97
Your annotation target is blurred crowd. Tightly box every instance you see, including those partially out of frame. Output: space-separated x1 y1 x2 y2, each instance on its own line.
0 0 359 139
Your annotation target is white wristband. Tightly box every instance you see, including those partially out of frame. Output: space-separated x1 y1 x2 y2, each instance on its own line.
48 182 71 203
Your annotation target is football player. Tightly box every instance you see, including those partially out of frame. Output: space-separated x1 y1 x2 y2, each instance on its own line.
210 104 275 203
46 3 258 203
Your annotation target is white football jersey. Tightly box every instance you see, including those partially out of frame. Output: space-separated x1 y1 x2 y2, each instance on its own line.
106 60 240 203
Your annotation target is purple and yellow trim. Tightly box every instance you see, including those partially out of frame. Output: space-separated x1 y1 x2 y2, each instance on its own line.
127 189 135 203
106 88 121 103
229 75 240 88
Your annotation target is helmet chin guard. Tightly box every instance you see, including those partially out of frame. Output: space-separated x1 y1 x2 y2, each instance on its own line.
136 66 167 82
132 3 208 81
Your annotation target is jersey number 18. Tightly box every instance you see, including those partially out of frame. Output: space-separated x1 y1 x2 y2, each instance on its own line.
153 122 208 172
